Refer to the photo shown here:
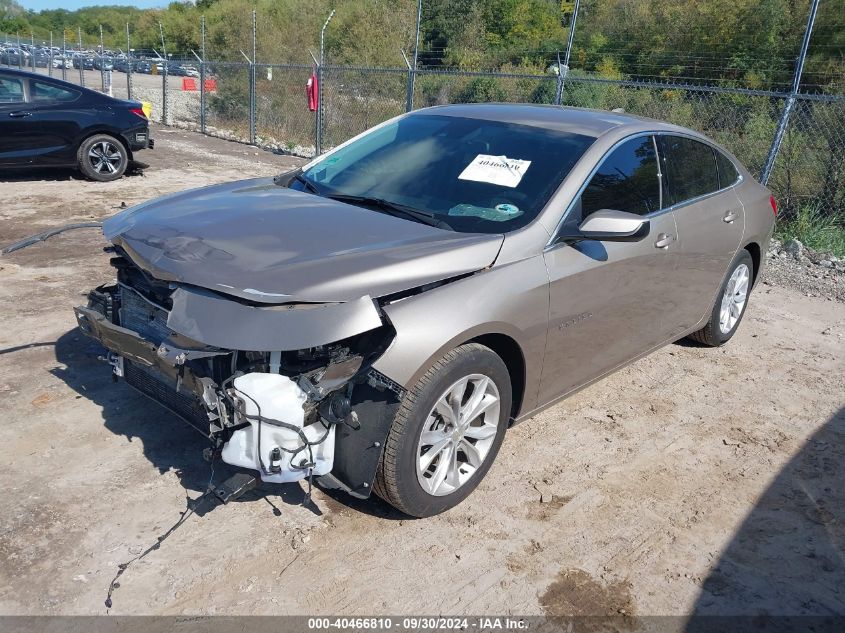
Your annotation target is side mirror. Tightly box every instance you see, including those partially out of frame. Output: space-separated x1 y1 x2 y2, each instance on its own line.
557 209 650 243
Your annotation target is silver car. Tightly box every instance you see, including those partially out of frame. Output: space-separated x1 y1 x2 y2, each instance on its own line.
71 104 775 517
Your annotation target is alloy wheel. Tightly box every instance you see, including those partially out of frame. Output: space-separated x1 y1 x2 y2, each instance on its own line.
416 374 501 497
88 141 123 175
719 263 750 334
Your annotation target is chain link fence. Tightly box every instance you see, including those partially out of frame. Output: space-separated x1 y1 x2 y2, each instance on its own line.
1 38 844 217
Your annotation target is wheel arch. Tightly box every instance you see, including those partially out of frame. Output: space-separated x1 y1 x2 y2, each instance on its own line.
468 333 526 423
77 128 133 161
743 241 761 288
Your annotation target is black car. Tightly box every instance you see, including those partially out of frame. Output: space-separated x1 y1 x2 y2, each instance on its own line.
0 68 153 181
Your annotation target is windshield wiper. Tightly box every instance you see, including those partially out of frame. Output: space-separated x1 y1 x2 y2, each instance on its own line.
326 194 452 230
292 172 321 195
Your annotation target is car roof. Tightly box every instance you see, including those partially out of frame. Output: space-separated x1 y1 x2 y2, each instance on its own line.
414 103 682 139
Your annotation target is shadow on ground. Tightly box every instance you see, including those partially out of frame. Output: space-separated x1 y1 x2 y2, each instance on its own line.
0 161 147 183
689 405 845 621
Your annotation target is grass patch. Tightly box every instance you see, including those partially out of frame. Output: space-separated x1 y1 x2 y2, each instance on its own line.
775 204 845 258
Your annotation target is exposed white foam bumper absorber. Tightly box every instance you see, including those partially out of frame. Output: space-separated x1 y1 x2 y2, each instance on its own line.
221 373 335 483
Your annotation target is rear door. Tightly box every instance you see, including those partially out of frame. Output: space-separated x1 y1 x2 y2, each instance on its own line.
539 134 681 404
0 73 32 165
659 135 745 334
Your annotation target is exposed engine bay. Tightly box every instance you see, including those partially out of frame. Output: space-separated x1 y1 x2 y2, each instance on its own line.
75 248 404 497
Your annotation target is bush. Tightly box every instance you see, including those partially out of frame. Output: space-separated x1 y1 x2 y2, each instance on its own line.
775 204 845 257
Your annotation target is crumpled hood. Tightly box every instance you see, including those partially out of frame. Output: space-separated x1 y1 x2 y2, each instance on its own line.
104 177 504 303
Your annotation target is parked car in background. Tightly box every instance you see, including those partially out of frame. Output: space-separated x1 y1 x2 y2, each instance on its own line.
0 68 153 181
184 65 200 78
113 58 130 73
72 55 94 70
70 104 775 517
0 47 29 66
93 56 113 71
134 60 152 74
52 56 74 69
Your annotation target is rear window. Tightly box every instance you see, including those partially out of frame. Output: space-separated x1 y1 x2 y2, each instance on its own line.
0 76 24 104
31 80 79 103
715 151 740 188
660 136 720 206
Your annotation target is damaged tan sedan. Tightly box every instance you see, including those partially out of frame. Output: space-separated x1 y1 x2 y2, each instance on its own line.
49 105 775 517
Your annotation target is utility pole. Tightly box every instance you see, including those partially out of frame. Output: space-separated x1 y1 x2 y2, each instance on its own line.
760 0 821 185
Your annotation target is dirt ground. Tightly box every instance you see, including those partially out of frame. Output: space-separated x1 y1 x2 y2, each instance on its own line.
0 126 842 618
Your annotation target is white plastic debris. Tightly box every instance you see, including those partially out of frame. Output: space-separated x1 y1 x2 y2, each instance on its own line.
221 373 335 483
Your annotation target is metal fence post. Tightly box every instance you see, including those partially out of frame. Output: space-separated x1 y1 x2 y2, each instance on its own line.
126 23 132 100
250 9 257 145
159 22 168 125
99 25 105 92
554 52 564 105
48 32 53 77
199 16 206 135
401 50 413 112
760 0 820 186
558 0 580 104
61 32 67 82
409 0 422 110
317 10 335 155
77 27 84 86
30 32 35 72
16 32 21 69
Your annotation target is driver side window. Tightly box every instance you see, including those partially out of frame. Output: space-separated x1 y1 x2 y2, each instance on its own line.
580 136 660 219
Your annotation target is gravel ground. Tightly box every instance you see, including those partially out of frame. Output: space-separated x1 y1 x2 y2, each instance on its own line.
0 127 843 618
762 238 845 303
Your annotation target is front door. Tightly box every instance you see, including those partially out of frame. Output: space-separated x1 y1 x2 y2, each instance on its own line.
539 134 681 405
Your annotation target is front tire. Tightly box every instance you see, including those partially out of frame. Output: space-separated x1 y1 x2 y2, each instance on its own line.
77 134 128 182
374 344 512 518
688 249 754 347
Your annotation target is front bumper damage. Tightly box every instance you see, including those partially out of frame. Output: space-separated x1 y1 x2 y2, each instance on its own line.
75 256 404 498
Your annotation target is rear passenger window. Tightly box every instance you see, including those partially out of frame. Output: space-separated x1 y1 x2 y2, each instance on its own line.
31 81 78 102
580 136 660 218
660 136 719 206
0 76 24 104
715 151 740 188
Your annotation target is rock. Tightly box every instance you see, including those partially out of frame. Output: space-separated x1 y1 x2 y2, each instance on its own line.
820 260 832 268
784 238 804 259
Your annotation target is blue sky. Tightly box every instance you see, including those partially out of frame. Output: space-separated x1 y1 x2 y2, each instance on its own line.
20 0 166 10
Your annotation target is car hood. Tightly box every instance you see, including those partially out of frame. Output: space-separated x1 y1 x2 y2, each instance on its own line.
104 177 504 303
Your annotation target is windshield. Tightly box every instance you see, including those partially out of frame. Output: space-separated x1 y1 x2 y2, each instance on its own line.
294 114 595 233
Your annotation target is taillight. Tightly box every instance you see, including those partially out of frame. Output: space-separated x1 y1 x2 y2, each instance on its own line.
129 107 147 120
769 195 778 216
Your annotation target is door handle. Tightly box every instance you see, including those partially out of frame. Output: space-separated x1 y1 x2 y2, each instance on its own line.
723 210 738 223
9 111 32 118
654 233 675 249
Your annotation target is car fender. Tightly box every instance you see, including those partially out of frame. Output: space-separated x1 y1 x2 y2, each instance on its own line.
371 255 550 419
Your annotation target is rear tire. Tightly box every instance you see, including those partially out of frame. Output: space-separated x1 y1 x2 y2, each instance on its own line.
374 343 511 518
688 249 754 347
77 134 128 182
